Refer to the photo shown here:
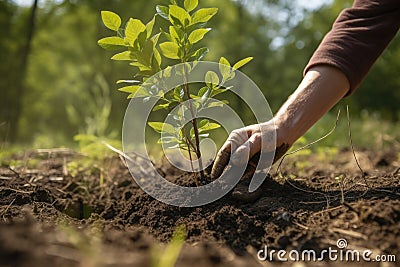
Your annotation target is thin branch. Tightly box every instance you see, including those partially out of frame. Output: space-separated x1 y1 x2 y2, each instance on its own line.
182 124 197 152
182 126 200 186
0 187 33 194
7 167 20 178
182 64 205 180
346 105 368 187
101 141 153 165
1 198 16 217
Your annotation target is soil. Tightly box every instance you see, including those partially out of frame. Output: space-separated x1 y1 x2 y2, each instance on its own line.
0 148 399 267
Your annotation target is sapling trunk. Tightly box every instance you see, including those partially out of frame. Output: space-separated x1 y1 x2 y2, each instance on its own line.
182 125 200 186
182 64 205 181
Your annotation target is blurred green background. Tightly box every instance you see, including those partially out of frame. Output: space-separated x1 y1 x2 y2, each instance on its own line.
0 0 399 152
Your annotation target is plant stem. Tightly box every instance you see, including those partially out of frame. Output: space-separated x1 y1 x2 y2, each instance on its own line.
180 29 205 182
183 125 200 186
182 64 205 181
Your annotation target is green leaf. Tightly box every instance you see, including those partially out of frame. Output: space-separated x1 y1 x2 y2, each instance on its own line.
207 102 225 108
199 119 209 128
135 69 154 77
118 85 141 94
161 28 172 42
191 8 218 24
173 86 184 101
137 30 148 49
198 120 221 132
156 5 169 20
157 136 179 144
101 11 121 31
153 103 170 111
148 122 176 134
205 71 219 87
169 15 183 27
151 33 161 48
197 87 209 97
184 0 198 12
169 26 183 43
136 39 154 67
219 57 231 80
148 122 163 132
125 18 146 45
146 16 156 38
111 51 133 61
162 66 173 78
159 42 180 59
98 37 126 50
153 48 162 66
219 57 230 67
188 28 210 44
204 123 221 130
233 57 253 70
191 47 209 60
127 87 148 98
169 5 191 27
186 22 207 33
130 61 147 68
210 88 228 97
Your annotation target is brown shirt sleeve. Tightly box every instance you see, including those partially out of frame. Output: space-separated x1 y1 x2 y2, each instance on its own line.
304 0 400 95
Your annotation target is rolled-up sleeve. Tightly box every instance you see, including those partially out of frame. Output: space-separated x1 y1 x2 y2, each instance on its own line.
304 0 400 95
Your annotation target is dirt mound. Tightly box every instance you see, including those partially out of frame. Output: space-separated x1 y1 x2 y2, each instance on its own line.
0 150 399 266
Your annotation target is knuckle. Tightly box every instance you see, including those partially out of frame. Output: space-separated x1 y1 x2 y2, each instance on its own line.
217 149 227 157
230 129 241 136
229 129 247 142
252 132 261 140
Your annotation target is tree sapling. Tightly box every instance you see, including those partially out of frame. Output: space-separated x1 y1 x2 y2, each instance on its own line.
98 0 253 184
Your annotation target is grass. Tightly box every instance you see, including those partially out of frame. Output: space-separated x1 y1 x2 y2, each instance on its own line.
300 108 400 151
152 225 187 267
1 110 399 167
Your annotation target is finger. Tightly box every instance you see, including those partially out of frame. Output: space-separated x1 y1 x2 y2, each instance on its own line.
211 141 231 179
248 152 261 168
211 129 248 179
241 160 257 180
231 134 261 166
227 129 249 151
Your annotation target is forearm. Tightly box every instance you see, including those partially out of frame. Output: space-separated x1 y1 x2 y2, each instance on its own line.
274 65 349 146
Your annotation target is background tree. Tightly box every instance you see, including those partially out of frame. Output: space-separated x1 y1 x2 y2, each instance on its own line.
0 0 398 147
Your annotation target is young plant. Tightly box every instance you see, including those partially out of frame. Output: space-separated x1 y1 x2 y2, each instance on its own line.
98 0 252 184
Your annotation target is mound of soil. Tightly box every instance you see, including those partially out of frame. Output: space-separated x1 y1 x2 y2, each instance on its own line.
0 149 399 266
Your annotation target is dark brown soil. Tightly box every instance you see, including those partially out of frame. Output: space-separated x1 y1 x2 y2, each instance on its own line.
0 149 399 267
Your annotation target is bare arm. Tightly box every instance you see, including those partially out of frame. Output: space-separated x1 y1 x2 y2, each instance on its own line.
275 65 349 146
211 65 349 179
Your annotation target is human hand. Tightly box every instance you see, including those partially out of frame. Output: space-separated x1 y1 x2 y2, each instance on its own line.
210 120 290 180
